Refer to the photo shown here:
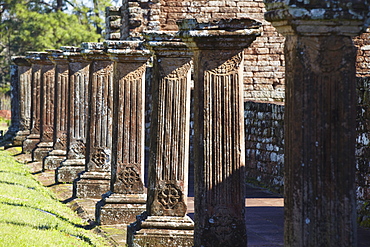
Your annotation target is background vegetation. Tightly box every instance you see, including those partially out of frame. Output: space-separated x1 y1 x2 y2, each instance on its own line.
0 0 120 93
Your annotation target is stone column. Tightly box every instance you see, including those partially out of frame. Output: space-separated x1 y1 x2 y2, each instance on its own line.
3 63 20 144
31 52 56 162
263 1 370 246
178 19 261 247
8 57 32 146
23 52 54 154
96 41 150 225
75 43 114 198
56 47 90 183
43 50 69 170
127 32 194 247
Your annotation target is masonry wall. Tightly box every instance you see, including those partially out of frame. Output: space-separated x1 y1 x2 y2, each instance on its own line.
245 76 370 224
156 0 286 102
245 101 284 194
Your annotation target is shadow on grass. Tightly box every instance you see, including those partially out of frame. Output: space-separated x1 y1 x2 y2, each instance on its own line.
0 180 37 191
0 221 96 245
0 201 95 230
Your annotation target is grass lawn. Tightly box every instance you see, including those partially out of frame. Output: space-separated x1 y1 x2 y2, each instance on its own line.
0 149 111 246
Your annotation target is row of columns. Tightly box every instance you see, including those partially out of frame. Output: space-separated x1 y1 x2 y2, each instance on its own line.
10 19 261 246
8 0 370 244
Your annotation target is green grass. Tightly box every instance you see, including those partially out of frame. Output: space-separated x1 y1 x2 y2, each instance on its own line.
0 149 110 246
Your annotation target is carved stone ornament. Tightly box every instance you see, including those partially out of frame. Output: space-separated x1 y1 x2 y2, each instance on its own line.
71 140 86 156
157 184 183 210
208 53 242 75
57 132 68 148
43 126 54 140
92 148 109 167
160 62 192 80
116 164 144 193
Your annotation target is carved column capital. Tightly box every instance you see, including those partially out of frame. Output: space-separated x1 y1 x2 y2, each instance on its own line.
264 0 370 36
177 18 261 50
144 31 193 58
105 40 151 62
12 56 31 67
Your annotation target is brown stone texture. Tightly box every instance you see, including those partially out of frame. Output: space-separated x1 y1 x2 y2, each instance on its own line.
75 44 113 199
264 1 369 245
354 28 370 77
23 52 52 154
105 6 122 40
193 49 247 247
283 30 357 247
96 41 150 225
178 19 261 247
146 39 192 218
10 57 32 146
56 48 90 183
43 51 69 170
126 35 194 247
158 0 285 102
32 54 56 162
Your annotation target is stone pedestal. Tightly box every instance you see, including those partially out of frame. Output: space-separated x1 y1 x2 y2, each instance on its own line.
96 41 150 225
23 52 53 154
263 2 370 246
43 50 69 170
178 19 261 247
11 57 32 146
75 43 113 198
127 32 194 247
56 47 90 183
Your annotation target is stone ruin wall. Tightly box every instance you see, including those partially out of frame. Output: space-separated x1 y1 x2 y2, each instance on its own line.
159 0 285 101
124 0 285 102
130 0 370 210
245 85 370 224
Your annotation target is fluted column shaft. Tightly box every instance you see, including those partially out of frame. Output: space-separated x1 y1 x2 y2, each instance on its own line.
56 47 90 183
75 43 114 199
127 32 194 247
23 52 54 154
96 41 150 225
44 50 70 170
178 19 261 247
10 57 32 146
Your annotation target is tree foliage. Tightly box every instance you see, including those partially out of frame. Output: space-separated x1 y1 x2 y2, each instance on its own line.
0 0 118 86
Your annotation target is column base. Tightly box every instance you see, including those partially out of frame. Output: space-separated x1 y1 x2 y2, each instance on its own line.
32 141 53 162
10 130 29 147
75 171 110 199
43 149 67 170
22 134 40 153
56 159 85 183
127 213 194 247
96 192 146 225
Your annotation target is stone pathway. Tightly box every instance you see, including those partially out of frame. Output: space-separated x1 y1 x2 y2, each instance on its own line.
11 149 370 246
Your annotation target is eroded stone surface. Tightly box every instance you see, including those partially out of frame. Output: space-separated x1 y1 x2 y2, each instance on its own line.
126 33 194 246
56 47 89 183
8 57 32 146
179 18 261 247
264 1 370 246
96 41 150 225
75 43 114 199
43 50 69 170
23 52 53 154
